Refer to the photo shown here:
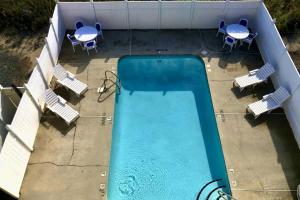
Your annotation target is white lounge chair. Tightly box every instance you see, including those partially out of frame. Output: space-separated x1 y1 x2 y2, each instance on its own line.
53 64 88 97
42 89 79 125
247 86 291 118
233 63 275 91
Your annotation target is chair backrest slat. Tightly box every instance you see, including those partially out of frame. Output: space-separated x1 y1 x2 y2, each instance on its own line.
44 89 59 107
270 86 291 105
54 64 68 80
256 63 275 79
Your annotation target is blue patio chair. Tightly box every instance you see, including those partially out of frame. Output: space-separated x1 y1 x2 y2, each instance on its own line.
240 32 258 50
223 36 237 52
66 34 82 53
95 22 104 40
239 18 248 28
75 20 84 30
84 40 97 55
216 20 227 39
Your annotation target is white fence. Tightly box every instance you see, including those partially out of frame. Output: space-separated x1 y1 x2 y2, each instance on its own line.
0 88 19 151
1 0 300 198
0 5 66 198
59 0 259 30
253 3 300 146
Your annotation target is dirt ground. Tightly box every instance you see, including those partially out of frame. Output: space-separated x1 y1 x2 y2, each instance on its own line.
0 27 47 87
282 32 300 70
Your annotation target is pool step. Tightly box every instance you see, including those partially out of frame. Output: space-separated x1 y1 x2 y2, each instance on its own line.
196 179 229 200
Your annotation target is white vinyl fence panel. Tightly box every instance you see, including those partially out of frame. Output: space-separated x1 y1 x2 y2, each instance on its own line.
94 2 128 29
0 5 66 198
0 133 31 198
254 3 300 146
60 0 260 30
129 1 159 29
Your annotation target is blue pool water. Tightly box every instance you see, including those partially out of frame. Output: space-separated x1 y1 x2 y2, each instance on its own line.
108 55 230 200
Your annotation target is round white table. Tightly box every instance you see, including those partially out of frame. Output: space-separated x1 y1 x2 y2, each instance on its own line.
226 24 249 40
74 26 97 42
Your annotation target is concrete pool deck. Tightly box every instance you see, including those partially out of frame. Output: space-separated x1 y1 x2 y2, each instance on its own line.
14 30 300 200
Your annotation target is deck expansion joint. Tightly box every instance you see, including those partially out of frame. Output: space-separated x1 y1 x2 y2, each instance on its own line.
28 162 107 168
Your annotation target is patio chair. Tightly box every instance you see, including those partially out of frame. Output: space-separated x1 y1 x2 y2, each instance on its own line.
53 64 88 97
75 20 84 30
223 36 237 52
239 18 248 28
240 32 258 50
95 22 104 40
42 88 79 125
67 34 82 53
84 40 97 55
247 86 291 119
216 20 227 39
233 63 275 91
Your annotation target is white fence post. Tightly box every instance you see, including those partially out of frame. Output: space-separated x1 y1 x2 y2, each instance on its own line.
5 125 33 152
224 0 229 21
90 0 97 23
158 0 162 30
49 18 59 47
125 0 130 30
35 58 49 88
24 84 43 114
190 0 195 29
45 37 56 67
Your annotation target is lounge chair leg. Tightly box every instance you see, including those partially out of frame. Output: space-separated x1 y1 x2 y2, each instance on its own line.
216 31 219 37
95 47 98 53
72 45 75 53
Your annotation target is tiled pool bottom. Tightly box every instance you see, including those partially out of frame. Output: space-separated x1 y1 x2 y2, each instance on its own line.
108 55 230 200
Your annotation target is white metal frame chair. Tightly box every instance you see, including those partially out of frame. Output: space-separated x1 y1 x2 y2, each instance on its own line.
95 22 104 40
223 36 237 52
239 18 249 28
42 89 79 125
233 63 275 91
240 32 258 50
216 20 227 39
53 64 88 97
84 40 97 55
74 19 84 30
66 34 82 53
247 86 291 119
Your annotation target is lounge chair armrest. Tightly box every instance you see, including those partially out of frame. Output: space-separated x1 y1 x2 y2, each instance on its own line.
263 94 272 100
67 72 76 79
58 96 67 105
249 69 259 75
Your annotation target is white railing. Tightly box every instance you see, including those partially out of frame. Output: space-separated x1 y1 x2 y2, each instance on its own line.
253 3 300 147
59 0 260 30
0 5 66 198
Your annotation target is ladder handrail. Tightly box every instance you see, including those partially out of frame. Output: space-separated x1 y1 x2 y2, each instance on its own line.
105 70 120 87
196 179 222 200
218 190 238 200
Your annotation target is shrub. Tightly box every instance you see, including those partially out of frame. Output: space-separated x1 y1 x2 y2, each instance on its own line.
265 0 300 32
0 0 55 31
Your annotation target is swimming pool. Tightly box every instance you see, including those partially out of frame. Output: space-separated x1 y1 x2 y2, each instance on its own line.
108 55 230 200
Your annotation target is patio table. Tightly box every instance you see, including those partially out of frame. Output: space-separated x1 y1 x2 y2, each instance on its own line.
226 24 249 40
74 26 97 42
